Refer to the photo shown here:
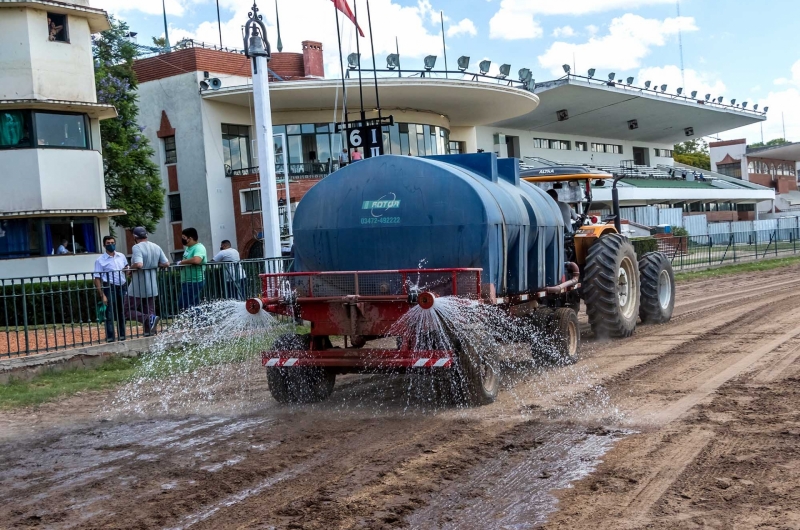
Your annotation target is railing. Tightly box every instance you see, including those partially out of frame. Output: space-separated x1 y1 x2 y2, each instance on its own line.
226 161 337 179
0 257 293 358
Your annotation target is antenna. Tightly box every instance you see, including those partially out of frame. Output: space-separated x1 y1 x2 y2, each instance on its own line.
677 0 685 88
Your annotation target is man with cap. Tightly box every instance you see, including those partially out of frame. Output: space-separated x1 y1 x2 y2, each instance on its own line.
125 227 169 336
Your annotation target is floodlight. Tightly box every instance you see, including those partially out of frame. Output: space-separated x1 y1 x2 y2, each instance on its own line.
705 94 711 101
526 77 536 90
742 102 748 108
347 52 360 70
479 60 491 74
626 76 634 85
717 96 723 103
457 55 470 71
498 64 511 79
562 64 571 74
661 84 667 92
677 87 683 95
644 80 652 89
588 68 596 78
753 104 759 111
423 55 437 71
730 99 736 105
386 53 400 70
608 72 616 81
764 106 769 113
518 67 532 83
691 90 698 98
199 80 210 91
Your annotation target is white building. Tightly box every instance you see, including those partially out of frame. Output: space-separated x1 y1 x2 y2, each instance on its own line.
0 0 120 278
129 45 773 258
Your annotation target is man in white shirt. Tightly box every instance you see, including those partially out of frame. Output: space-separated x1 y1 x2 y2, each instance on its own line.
338 148 349 168
56 238 70 255
212 240 247 300
125 227 169 336
93 236 129 342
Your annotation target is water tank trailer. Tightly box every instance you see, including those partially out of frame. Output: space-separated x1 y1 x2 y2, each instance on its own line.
247 153 675 405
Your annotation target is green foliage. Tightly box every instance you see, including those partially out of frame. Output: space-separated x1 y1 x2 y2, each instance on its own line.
748 138 790 149
674 153 710 170
1 279 101 326
672 226 689 237
673 139 710 169
0 357 140 408
94 18 164 233
151 36 167 48
631 237 659 258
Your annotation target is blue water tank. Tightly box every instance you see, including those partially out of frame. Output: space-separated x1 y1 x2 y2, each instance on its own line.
291 153 565 296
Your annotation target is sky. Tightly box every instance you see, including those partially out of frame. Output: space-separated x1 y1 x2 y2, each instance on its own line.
94 0 800 145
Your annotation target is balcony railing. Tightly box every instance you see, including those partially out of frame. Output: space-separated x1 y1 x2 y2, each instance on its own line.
226 161 337 179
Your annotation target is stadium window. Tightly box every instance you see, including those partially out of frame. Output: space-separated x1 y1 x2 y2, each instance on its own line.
222 124 251 172
168 194 182 222
575 141 587 151
241 189 262 213
533 138 549 149
747 161 755 173
549 140 570 150
606 144 623 154
448 141 464 154
654 148 673 157
47 13 68 42
717 162 742 179
164 136 177 164
591 143 604 153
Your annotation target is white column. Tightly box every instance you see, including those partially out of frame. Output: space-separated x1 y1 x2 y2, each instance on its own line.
251 54 281 258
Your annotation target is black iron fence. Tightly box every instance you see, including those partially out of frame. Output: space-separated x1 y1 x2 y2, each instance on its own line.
0 257 292 358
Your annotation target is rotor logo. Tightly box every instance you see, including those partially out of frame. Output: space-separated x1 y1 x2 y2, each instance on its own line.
362 193 400 218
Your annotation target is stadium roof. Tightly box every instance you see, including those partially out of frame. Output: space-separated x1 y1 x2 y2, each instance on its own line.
747 141 800 161
490 76 766 144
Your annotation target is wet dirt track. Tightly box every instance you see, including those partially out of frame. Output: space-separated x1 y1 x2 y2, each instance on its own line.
2 266 800 529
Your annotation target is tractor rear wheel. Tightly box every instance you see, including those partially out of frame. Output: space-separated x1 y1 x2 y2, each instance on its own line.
584 234 640 338
552 308 580 364
638 252 675 324
266 333 336 404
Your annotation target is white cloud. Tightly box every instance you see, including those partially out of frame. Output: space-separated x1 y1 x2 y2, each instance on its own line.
447 18 477 38
552 26 575 38
94 0 189 16
142 0 447 77
636 65 726 99
537 14 697 75
585 24 599 36
489 7 542 40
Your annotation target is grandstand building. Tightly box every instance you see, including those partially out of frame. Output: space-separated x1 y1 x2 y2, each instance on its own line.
129 44 774 257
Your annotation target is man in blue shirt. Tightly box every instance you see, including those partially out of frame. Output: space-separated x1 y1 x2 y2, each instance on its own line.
93 235 129 342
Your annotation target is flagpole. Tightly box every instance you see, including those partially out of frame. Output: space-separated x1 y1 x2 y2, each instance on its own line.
354 0 365 123
333 3 348 125
366 0 381 119
161 0 171 50
395 36 400 78
215 0 222 48
440 11 447 79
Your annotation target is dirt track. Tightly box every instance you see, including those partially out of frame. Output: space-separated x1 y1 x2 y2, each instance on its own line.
1 266 800 529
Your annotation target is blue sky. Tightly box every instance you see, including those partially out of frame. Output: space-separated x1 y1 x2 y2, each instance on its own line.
95 0 799 144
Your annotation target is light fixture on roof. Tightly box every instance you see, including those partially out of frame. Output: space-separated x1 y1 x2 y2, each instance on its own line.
661 84 667 92
498 64 511 79
677 87 683 95
347 52 360 70
705 93 711 101
644 80 652 89
764 106 769 113
742 102 748 108
753 104 759 111
518 67 531 82
626 76 634 85
386 53 400 70
691 90 698 98
608 72 616 81
479 60 492 74
730 98 736 105
588 68 596 78
457 55 470 71
562 64 571 74
423 55 437 71
717 96 723 103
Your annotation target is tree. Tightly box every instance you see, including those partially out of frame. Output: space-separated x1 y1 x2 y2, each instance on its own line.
93 18 164 233
748 138 790 149
673 138 710 170
152 36 167 48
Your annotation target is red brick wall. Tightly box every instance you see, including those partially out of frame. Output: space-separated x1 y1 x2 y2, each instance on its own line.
302 41 324 77
749 173 773 188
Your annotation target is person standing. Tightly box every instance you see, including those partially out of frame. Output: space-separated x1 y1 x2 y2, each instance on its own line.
338 148 349 168
126 226 169 336
350 149 363 162
212 240 247 300
93 236 129 343
176 227 207 309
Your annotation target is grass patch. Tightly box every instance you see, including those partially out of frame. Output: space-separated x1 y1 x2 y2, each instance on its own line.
0 356 141 409
675 255 800 282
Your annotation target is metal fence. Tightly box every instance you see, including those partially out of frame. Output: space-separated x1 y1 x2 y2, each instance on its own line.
650 228 800 271
0 257 292 358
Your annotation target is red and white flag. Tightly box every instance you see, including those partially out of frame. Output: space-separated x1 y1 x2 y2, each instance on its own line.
331 0 365 37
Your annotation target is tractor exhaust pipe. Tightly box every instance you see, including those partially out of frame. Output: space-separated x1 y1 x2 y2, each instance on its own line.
545 262 581 295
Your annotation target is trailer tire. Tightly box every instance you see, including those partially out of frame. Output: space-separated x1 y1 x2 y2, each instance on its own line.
450 333 501 406
638 252 675 324
584 233 640 338
552 308 580 364
529 308 555 361
266 334 336 404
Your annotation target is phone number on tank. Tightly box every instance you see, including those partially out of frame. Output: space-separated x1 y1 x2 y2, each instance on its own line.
360 217 401 225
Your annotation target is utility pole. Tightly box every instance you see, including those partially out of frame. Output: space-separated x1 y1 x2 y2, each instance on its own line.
677 0 685 88
243 2 281 258
161 0 171 50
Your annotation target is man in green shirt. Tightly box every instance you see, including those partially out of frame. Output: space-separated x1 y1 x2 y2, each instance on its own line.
176 227 207 309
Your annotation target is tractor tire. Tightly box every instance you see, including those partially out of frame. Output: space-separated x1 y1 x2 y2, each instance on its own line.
552 308 580 364
638 252 675 324
266 333 336 404
449 332 501 406
584 233 640 338
529 308 555 361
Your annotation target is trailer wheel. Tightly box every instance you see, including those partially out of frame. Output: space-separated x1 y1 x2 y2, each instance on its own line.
266 333 336 404
638 252 675 324
584 234 640 338
552 308 580 364
450 333 501 406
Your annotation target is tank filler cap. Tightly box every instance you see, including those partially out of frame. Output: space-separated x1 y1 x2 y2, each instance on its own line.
245 298 264 315
417 292 437 310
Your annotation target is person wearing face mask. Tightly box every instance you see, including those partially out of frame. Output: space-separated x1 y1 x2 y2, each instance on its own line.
126 226 169 336
93 236 129 343
176 227 208 309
